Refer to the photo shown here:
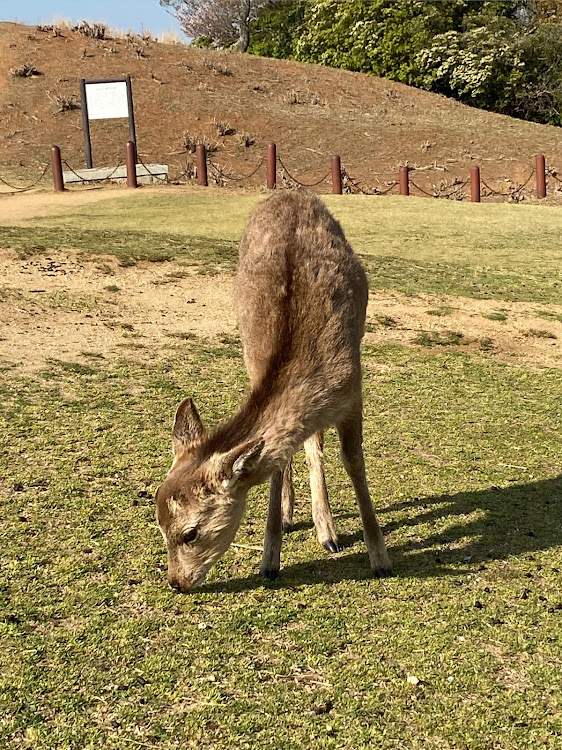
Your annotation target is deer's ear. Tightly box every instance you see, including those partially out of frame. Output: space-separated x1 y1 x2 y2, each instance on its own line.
172 398 206 459
220 441 264 487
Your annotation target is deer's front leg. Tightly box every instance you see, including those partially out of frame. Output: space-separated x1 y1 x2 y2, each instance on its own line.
260 469 284 580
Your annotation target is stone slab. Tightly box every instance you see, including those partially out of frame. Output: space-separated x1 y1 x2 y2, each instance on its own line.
62 164 168 184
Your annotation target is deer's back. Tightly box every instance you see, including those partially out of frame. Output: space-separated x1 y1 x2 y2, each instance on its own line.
234 193 368 397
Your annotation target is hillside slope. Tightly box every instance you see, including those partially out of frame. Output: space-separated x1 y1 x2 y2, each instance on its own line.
2 22 562 194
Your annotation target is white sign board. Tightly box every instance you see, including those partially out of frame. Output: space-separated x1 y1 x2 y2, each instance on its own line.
85 81 129 120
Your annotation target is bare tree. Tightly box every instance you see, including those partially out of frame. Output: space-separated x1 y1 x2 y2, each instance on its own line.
160 0 271 51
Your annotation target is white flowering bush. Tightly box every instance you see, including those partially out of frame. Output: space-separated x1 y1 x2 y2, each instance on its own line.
416 26 524 107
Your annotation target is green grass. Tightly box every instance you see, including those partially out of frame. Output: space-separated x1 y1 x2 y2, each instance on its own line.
2 192 562 302
366 314 398 332
165 331 197 341
523 328 557 339
413 330 465 347
1 339 562 749
1 191 562 748
45 290 100 313
485 311 508 322
0 225 238 271
536 309 562 323
426 306 455 317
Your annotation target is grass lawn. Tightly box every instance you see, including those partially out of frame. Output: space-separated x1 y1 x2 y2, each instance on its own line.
1 190 561 749
2 190 562 302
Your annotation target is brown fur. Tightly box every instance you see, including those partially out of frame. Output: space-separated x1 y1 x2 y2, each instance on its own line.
156 192 392 591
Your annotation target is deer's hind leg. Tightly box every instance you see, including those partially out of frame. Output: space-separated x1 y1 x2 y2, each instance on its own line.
281 459 295 533
260 469 284 581
304 432 341 554
336 412 392 577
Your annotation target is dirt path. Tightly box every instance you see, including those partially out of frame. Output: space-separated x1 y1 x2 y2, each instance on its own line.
0 248 560 374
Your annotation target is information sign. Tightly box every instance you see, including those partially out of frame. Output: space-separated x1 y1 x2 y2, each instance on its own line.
86 81 129 120
80 76 137 169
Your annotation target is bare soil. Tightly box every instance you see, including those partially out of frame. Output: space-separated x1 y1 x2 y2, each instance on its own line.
364 291 562 370
1 249 560 375
0 249 235 374
2 22 562 201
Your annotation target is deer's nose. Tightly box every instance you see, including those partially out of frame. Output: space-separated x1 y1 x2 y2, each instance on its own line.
168 577 182 593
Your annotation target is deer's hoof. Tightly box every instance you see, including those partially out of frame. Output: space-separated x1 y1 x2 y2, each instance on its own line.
260 568 279 581
323 540 343 554
282 522 294 534
372 566 393 578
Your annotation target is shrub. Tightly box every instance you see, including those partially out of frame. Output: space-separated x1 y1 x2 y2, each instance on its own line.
202 59 232 76
179 132 218 155
50 94 81 113
524 328 557 339
180 131 198 153
238 132 255 147
283 89 303 105
10 62 42 78
213 118 235 136
73 21 108 40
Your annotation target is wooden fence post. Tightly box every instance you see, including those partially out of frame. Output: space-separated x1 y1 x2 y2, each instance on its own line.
470 166 481 203
126 141 138 188
536 154 546 199
331 155 342 195
399 166 409 196
51 146 65 192
196 144 208 187
266 143 277 189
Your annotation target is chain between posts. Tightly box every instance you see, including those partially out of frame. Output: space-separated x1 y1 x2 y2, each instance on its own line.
480 179 511 196
441 183 468 197
50 149 561 198
409 180 437 197
340 166 398 195
0 165 50 192
62 160 125 182
276 156 330 188
410 178 468 198
481 170 535 197
137 157 169 183
208 157 265 184
373 181 399 195
519 169 536 191
340 166 369 194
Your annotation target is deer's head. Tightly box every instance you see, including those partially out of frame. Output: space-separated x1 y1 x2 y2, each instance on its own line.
155 398 264 592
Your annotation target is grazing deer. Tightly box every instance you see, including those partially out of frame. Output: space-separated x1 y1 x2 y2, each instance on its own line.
155 192 392 591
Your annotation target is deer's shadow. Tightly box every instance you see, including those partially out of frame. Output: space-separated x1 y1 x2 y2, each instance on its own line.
200 474 562 594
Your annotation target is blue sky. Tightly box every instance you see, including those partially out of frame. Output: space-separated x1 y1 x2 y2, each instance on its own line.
1 0 184 36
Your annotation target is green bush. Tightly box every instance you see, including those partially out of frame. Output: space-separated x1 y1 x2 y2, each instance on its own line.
249 0 562 126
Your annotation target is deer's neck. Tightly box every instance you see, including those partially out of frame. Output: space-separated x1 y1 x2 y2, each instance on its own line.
201 375 310 478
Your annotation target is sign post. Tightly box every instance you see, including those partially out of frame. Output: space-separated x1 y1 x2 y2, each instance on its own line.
80 75 137 168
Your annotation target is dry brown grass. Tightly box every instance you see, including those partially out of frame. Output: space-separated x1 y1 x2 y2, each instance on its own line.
283 89 325 106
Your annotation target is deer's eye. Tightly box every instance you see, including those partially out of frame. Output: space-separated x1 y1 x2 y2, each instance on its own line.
181 528 198 545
